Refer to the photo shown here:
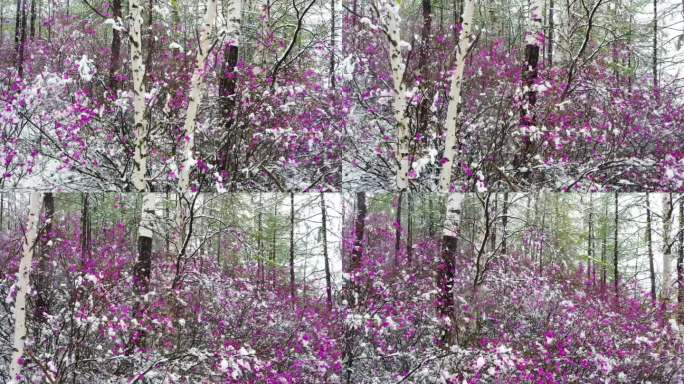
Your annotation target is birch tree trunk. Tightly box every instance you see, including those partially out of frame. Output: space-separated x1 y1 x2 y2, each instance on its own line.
9 192 43 382
178 0 218 192
437 0 475 192
382 0 410 190
515 0 543 169
130 0 149 191
136 193 157 293
438 193 464 347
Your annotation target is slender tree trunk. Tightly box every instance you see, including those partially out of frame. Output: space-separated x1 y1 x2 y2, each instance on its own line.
108 0 122 89
216 0 242 175
677 196 684 323
394 191 403 263
646 193 656 305
136 194 155 293
438 193 464 347
257 193 263 286
502 192 508 254
0 194 4 230
179 0 218 192
601 196 608 289
289 192 296 300
351 192 366 274
384 0 410 190
515 0 543 169
330 0 335 88
406 193 413 264
490 194 497 253
321 193 332 310
438 0 476 192
428 197 434 237
130 0 149 191
9 192 43 381
652 0 658 97
17 0 26 77
662 193 673 301
14 0 22 70
0 5 5 49
547 0 553 66
81 194 90 261
130 193 155 351
28 0 34 40
270 201 277 284
614 192 619 296
416 0 432 137
587 194 593 279
34 192 53 323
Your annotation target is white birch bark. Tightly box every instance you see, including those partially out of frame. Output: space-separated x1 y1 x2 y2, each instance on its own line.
443 193 465 238
224 0 242 44
139 193 158 239
437 0 476 192
382 0 410 190
129 0 148 192
9 192 43 383
178 0 219 193
527 0 544 47
662 193 673 299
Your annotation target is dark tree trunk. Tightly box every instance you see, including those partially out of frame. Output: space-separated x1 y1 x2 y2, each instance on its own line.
678 197 683 323
330 0 335 89
271 201 277 284
289 192 296 300
406 193 413 264
438 234 458 346
136 235 152 293
394 191 403 263
652 0 658 96
490 194 498 253
0 5 5 50
257 193 263 287
108 0 122 89
143 0 155 86
218 43 240 171
81 194 91 261
438 194 462 347
601 197 608 289
14 0 22 61
34 192 54 322
646 193 656 305
428 197 434 237
587 195 593 279
321 193 332 310
547 0 553 66
614 192 619 296
501 192 508 254
351 192 366 273
131 197 153 351
416 0 432 137
28 0 35 40
16 0 27 77
515 4 541 171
